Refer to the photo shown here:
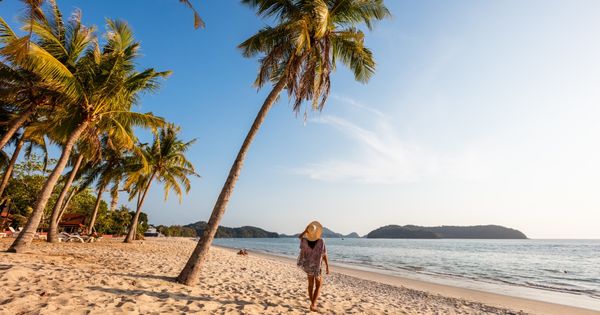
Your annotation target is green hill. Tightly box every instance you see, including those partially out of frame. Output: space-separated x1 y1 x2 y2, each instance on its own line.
184 221 279 238
366 225 527 239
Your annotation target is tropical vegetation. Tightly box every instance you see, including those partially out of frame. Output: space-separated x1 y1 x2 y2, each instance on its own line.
0 1 197 251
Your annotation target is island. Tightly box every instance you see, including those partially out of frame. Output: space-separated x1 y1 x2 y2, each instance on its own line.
366 225 527 239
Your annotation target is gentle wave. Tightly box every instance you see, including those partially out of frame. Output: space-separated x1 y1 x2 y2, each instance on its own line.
213 238 600 309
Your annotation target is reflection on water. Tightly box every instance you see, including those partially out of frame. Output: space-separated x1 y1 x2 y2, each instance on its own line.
213 238 600 310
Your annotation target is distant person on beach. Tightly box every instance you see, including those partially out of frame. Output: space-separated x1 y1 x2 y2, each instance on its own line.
297 221 330 312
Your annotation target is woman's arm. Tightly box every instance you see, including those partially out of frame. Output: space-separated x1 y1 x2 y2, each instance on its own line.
323 254 330 274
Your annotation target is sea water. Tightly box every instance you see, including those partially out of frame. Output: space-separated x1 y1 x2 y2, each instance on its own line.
212 238 600 310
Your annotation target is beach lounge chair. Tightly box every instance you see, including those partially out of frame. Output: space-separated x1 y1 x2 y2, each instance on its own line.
80 235 97 243
58 232 84 243
8 227 20 238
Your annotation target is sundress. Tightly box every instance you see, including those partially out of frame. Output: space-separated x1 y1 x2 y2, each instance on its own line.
297 238 326 277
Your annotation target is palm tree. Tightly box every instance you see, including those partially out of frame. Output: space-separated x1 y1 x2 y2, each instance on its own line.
177 0 389 285
46 152 86 242
0 1 51 151
5 4 168 252
86 142 131 234
123 124 198 243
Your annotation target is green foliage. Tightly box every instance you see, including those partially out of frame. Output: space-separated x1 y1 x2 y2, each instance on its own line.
94 205 132 236
240 0 390 113
156 225 197 237
4 155 58 227
136 211 149 234
12 153 55 178
3 158 149 235
185 221 279 238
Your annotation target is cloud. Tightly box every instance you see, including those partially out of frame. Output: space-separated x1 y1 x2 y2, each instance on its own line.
292 102 438 183
292 97 492 184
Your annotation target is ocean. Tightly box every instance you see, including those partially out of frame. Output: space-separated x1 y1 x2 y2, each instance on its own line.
212 238 600 311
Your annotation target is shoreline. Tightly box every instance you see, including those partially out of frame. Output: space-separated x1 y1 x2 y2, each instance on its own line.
1 238 598 314
215 244 599 315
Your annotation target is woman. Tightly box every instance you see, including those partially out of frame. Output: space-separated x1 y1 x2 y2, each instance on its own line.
297 221 330 312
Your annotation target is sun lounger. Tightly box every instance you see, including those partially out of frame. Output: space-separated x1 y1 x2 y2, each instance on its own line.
8 227 20 238
58 232 84 243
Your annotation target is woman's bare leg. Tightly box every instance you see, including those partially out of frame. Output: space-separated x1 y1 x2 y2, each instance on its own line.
307 275 315 301
310 276 322 311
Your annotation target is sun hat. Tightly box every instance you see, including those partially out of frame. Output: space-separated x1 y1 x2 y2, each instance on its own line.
303 221 323 241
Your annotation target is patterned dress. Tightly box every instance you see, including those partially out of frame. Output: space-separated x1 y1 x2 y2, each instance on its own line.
297 238 327 277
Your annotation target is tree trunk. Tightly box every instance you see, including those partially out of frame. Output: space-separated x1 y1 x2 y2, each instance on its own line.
47 154 84 243
0 135 25 198
0 107 35 151
57 187 76 224
87 186 105 234
124 172 155 243
109 184 119 211
176 79 287 285
8 121 89 252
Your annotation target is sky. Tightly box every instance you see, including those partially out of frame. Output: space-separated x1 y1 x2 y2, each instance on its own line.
1 0 600 239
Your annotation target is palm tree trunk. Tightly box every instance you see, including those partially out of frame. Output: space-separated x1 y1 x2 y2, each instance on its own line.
109 184 119 211
0 107 35 151
124 172 156 243
177 79 287 285
87 186 105 234
0 135 25 198
57 188 76 223
47 154 84 243
8 121 89 252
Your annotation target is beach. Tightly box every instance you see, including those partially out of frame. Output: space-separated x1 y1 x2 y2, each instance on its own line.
0 238 596 315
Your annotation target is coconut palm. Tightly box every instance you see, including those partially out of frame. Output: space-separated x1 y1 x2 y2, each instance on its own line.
0 57 55 152
0 1 51 150
6 4 168 252
177 0 389 285
46 152 87 243
85 141 132 234
123 124 198 243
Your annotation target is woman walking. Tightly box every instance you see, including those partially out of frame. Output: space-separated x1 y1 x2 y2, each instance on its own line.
297 221 330 312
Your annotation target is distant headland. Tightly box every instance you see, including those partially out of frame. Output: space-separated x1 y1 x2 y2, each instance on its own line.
183 221 527 239
365 225 527 239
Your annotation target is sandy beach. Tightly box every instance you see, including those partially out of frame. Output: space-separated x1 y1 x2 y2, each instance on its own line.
0 238 596 315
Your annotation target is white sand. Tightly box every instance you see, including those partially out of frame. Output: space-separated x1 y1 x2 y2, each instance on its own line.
0 238 595 314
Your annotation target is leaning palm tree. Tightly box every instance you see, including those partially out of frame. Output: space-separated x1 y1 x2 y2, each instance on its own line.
177 0 389 285
6 6 167 252
0 0 49 149
46 147 96 242
123 124 198 243
85 139 132 234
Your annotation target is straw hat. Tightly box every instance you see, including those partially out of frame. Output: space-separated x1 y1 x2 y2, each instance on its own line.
303 221 323 241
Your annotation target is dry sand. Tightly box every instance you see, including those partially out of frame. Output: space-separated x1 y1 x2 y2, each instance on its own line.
0 238 595 314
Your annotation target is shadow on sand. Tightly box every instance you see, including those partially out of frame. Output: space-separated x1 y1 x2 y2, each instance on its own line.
87 285 255 306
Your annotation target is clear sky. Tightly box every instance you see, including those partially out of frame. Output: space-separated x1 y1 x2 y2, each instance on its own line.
2 0 600 239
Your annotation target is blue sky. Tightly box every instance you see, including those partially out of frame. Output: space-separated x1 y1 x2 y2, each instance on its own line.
2 1 600 238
